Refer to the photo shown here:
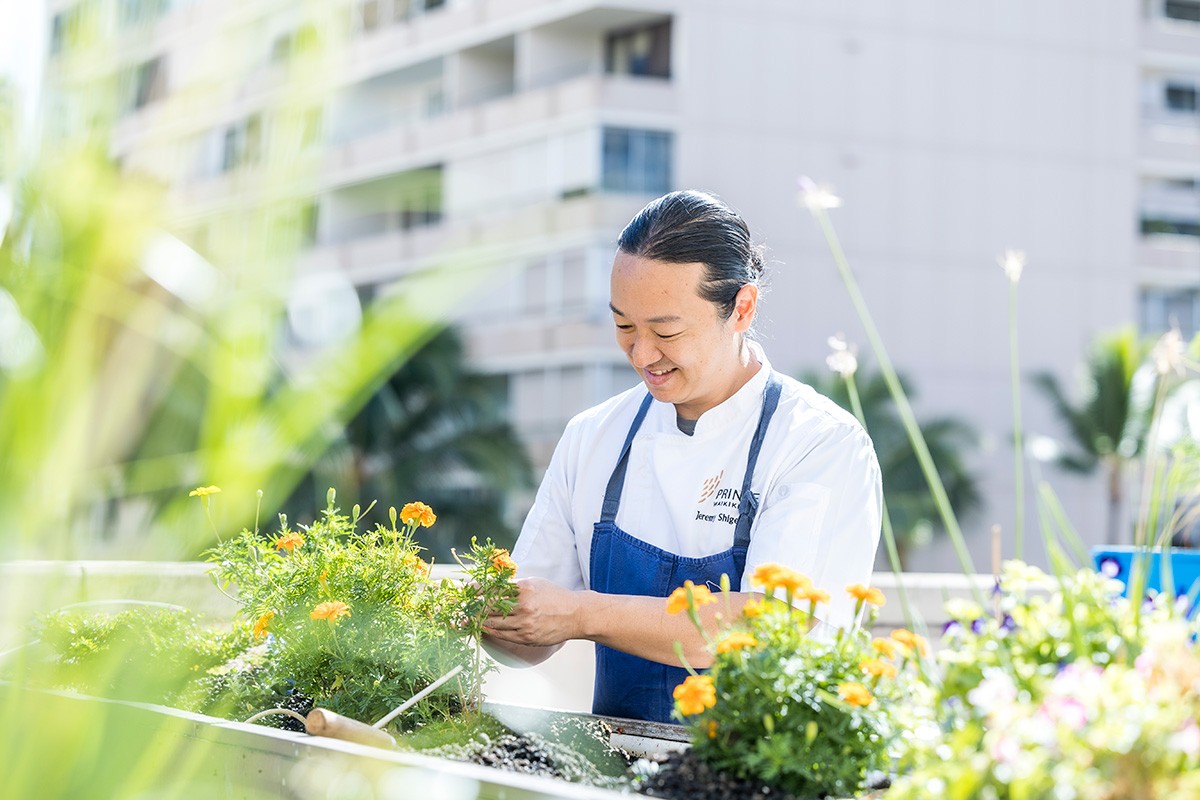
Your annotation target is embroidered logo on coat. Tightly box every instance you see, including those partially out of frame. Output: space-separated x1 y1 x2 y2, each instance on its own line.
697 470 724 504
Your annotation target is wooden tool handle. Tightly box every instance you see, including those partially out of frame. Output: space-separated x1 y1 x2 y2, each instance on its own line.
305 708 396 749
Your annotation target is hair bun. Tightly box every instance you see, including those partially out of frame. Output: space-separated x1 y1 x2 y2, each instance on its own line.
749 246 767 279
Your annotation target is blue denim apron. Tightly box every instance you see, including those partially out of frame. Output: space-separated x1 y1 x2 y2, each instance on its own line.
589 372 783 722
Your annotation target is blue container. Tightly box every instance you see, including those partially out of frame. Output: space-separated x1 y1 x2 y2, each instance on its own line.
1092 546 1200 616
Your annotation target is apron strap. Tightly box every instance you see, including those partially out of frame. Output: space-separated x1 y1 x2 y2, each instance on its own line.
600 392 655 523
734 372 783 552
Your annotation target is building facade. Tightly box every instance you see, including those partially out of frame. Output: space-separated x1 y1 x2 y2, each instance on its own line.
41 0 1199 569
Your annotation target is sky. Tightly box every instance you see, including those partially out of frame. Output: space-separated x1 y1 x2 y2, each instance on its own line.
0 0 48 133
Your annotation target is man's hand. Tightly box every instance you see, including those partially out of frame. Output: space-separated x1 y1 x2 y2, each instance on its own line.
483 577 587 647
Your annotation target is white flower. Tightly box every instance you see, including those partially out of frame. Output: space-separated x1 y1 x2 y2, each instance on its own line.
998 249 1026 284
1151 324 1186 377
1170 720 1200 758
825 333 858 377
968 669 1018 717
797 175 842 211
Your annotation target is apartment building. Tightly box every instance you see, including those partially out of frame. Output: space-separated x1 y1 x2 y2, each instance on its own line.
41 0 1195 568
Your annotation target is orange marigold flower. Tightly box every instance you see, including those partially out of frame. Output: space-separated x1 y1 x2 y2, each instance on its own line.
673 675 716 716
847 583 887 607
491 548 518 575
665 581 717 615
188 485 222 498
890 628 930 656
706 720 718 739
871 638 901 659
403 554 429 577
716 632 759 654
742 598 766 618
797 586 831 604
751 563 812 594
399 501 437 528
274 532 304 552
252 610 275 639
310 600 351 622
861 658 898 679
838 681 874 707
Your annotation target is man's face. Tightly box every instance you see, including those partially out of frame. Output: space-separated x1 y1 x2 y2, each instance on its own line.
609 251 756 420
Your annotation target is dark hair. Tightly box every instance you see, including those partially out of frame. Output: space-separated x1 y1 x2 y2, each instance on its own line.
616 190 766 321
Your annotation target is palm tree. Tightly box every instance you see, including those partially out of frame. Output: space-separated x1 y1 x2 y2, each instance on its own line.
800 366 982 567
1030 326 1155 545
290 326 534 558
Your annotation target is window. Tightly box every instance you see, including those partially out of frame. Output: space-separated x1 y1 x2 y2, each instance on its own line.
606 20 672 78
1140 287 1200 339
602 128 672 194
1166 0 1200 22
1141 216 1200 237
1166 82 1199 113
120 56 168 114
220 114 264 172
118 0 169 29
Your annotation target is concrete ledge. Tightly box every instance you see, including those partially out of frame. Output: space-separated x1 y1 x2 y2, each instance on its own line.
0 561 999 712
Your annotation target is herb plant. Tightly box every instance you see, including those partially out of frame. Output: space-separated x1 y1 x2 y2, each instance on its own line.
204 489 518 729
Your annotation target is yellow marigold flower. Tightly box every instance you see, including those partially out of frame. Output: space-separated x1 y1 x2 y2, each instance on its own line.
797 586 831 604
871 638 900 659
252 610 275 639
189 485 222 498
742 598 766 618
716 632 758 654
673 675 716 716
311 600 351 622
399 501 437 528
751 563 812 594
861 658 898 679
847 583 886 607
273 532 304 553
706 720 718 739
665 581 717 615
318 569 329 588
838 681 874 707
491 548 518 575
890 628 930 656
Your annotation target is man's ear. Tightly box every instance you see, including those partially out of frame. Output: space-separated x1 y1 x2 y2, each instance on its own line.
731 284 758 333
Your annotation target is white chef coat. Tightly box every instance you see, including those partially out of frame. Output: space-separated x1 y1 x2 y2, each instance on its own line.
512 345 883 629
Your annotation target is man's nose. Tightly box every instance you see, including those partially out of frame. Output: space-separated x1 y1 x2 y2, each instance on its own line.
629 335 661 368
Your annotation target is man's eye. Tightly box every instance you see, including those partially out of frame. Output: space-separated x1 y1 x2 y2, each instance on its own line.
657 332 681 340
616 324 633 332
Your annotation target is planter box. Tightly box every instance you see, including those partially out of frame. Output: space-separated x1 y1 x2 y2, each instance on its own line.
1 683 678 799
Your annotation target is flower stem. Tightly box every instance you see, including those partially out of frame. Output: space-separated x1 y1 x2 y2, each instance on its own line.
1009 281 1025 560
809 208 983 603
845 375 917 630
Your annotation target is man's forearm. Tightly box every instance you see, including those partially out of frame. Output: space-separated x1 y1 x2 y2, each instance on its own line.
578 590 757 669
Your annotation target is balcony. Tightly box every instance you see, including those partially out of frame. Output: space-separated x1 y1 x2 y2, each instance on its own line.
297 192 649 287
321 71 676 190
1140 106 1200 165
1141 14 1200 62
1137 236 1200 283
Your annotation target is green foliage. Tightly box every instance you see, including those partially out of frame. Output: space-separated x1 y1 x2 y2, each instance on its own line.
801 366 980 558
204 489 519 729
296 327 534 558
670 573 923 799
16 606 250 708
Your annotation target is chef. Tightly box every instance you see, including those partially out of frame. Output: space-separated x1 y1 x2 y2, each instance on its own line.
484 190 882 723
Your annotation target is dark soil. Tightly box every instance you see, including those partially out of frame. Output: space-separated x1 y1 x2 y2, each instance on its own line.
467 733 566 778
422 715 632 789
261 692 314 733
638 748 799 800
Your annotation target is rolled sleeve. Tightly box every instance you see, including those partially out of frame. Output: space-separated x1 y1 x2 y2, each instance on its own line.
743 426 883 629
